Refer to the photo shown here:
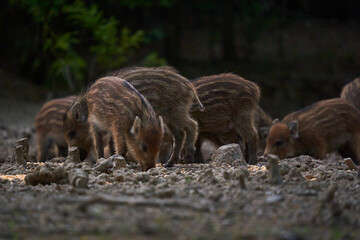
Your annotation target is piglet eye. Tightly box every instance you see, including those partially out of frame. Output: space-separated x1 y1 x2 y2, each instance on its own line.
68 130 77 139
274 140 283 147
142 143 148 152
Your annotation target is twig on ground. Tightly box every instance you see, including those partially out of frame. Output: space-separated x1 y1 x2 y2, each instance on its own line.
344 158 359 171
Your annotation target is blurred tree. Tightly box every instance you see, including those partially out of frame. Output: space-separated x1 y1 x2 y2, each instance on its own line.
222 0 237 61
237 0 273 60
7 0 165 92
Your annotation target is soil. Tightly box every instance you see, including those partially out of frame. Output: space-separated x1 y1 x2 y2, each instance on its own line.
1 100 360 240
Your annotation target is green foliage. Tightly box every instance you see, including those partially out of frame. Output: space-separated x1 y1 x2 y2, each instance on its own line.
118 0 176 9
12 0 146 91
142 52 167 67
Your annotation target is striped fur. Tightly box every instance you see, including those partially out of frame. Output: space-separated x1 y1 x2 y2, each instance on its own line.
111 66 203 166
191 73 261 164
264 98 360 164
64 77 163 171
203 106 272 157
341 77 360 109
63 93 94 161
35 96 76 162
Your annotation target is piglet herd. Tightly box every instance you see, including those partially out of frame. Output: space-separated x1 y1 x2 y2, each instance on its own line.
35 67 360 170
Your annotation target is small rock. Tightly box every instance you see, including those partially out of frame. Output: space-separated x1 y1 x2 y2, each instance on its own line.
268 154 283 185
94 158 114 172
156 188 175 198
296 189 318 196
331 170 354 181
135 172 150 182
266 194 283 204
111 155 127 170
344 158 359 171
285 168 305 182
68 168 88 188
68 147 81 163
53 165 68 180
12 145 27 166
148 167 161 176
114 174 125 182
25 164 68 186
16 138 29 161
156 182 169 189
211 144 247 167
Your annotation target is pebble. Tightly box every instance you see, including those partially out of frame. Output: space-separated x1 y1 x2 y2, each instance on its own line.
266 194 284 204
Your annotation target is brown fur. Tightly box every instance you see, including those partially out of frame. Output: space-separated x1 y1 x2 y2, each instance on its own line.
35 96 76 162
63 94 95 161
264 98 360 165
191 73 261 164
341 77 360 109
64 77 163 171
200 106 272 158
110 66 203 166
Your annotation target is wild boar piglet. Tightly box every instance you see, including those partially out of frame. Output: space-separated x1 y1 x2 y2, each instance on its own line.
35 96 75 162
264 98 360 165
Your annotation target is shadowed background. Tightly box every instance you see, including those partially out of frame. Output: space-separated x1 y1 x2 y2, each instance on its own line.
1 0 360 119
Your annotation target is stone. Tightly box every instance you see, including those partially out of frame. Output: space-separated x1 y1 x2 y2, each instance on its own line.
267 154 283 185
211 144 247 167
68 168 88 188
68 147 81 163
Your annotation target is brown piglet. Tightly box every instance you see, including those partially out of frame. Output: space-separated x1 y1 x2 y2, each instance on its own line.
199 106 272 160
264 98 360 165
191 73 260 164
110 66 204 167
64 77 164 171
35 96 76 162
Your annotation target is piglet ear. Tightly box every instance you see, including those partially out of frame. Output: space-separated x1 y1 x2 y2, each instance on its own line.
69 102 86 123
288 121 299 138
259 127 270 140
130 116 142 135
272 118 280 125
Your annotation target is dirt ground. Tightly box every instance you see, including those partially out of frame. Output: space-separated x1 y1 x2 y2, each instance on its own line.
1 100 360 240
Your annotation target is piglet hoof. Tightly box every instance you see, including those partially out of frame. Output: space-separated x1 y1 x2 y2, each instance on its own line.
248 158 258 165
163 161 174 168
184 149 195 164
184 147 195 164
257 155 267 162
185 155 194 164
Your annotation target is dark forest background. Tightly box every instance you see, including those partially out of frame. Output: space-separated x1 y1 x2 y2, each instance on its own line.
1 0 360 118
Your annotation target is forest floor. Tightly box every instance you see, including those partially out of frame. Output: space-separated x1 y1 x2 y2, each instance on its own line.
1 99 360 240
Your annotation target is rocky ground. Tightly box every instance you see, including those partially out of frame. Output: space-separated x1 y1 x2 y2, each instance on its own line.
1 100 360 240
